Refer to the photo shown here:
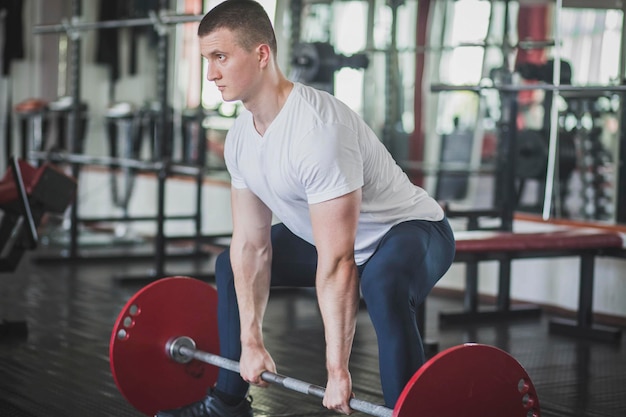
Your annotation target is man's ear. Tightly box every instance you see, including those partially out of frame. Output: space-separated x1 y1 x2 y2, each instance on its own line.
258 44 271 68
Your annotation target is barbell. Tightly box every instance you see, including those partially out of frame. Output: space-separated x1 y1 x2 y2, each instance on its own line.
109 276 541 417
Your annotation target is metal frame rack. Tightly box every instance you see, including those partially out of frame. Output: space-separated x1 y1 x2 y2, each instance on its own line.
31 0 221 281
429 0 626 226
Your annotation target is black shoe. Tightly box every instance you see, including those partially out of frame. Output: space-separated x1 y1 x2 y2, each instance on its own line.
156 389 253 417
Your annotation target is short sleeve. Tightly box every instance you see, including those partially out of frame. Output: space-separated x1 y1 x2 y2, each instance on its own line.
295 123 364 204
224 125 248 190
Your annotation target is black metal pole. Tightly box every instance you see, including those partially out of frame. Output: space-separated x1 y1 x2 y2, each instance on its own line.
67 0 82 258
495 0 516 232
194 3 207 254
154 0 170 278
194 111 206 254
494 87 518 232
617 89 626 223
383 1 402 154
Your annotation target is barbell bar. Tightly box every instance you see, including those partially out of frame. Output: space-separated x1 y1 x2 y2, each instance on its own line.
29 150 203 177
166 336 393 417
109 276 541 417
431 83 626 93
33 11 203 35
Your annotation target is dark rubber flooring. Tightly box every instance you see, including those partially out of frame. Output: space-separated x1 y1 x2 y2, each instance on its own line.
0 248 624 417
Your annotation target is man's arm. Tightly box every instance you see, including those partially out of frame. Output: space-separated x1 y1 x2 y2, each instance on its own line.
230 186 276 386
309 188 362 415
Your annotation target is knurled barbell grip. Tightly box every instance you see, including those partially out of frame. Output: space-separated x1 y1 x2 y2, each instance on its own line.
168 337 393 417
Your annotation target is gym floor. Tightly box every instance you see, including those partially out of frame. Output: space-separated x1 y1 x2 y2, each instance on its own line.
0 247 624 417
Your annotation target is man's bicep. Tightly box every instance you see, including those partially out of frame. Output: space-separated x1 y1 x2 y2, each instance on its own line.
231 187 273 244
309 189 361 262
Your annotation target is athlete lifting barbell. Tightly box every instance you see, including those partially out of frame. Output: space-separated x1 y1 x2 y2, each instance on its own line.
110 1 536 416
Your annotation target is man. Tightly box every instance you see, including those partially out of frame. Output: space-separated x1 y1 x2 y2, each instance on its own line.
158 1 455 416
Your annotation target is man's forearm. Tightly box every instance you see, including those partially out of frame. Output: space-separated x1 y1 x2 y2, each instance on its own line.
231 238 272 346
316 259 361 374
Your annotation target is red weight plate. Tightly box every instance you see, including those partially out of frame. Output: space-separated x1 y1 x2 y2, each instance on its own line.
109 276 220 416
394 343 540 417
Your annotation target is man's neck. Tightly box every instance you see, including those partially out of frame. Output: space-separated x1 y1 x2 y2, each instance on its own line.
247 76 293 136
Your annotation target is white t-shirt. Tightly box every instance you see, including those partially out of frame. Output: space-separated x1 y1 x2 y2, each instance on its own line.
224 82 443 264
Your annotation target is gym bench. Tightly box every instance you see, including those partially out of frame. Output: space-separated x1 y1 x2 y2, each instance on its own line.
0 158 77 270
0 158 76 341
443 227 625 343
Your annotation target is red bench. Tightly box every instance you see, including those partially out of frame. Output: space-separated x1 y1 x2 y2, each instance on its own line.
0 158 76 271
443 227 624 343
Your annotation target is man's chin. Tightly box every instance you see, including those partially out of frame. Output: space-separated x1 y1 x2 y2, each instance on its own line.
220 93 236 102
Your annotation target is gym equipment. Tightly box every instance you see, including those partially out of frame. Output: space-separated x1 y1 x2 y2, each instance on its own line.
32 4 211 278
110 276 541 417
46 96 89 154
290 42 369 93
110 277 219 416
0 157 77 271
105 102 143 234
1 157 76 341
13 99 48 165
33 10 203 35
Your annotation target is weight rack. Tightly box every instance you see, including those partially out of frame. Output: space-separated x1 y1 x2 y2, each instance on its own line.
31 0 220 281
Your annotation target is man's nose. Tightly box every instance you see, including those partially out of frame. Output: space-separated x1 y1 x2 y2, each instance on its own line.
206 63 220 82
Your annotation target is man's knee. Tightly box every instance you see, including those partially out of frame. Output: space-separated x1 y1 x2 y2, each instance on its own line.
360 273 400 306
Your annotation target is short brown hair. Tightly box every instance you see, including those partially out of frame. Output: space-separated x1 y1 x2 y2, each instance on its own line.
198 0 277 57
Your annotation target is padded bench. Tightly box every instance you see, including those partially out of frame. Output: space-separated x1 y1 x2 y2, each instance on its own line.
442 227 625 343
0 158 77 271
1 158 76 342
